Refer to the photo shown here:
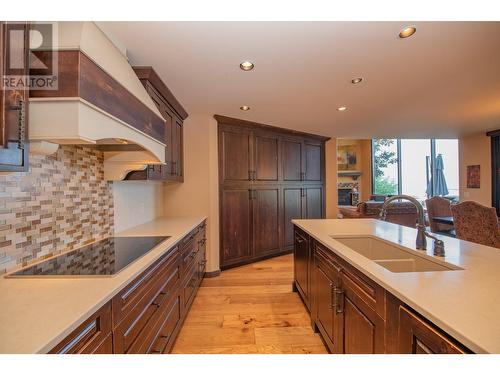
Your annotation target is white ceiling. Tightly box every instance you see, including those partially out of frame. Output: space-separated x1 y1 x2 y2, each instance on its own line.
99 21 500 139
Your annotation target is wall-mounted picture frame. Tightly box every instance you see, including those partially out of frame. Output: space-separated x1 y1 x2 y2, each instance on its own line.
337 145 357 171
467 165 480 188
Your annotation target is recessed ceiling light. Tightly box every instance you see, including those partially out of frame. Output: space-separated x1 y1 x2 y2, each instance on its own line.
337 106 347 112
240 105 250 111
239 61 254 71
351 77 363 84
399 26 416 39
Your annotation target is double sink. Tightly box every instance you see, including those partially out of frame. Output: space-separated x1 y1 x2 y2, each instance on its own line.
332 236 463 273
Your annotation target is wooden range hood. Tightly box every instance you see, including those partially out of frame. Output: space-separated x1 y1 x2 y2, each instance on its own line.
28 22 166 180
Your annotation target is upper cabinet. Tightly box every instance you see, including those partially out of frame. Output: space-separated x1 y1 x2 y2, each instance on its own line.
126 67 188 182
0 22 29 172
217 115 327 185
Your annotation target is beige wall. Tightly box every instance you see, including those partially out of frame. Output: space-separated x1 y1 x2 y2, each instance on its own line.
459 132 492 206
163 114 220 273
325 138 338 218
113 181 165 233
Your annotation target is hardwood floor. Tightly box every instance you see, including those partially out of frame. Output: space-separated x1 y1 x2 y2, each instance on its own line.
171 254 327 354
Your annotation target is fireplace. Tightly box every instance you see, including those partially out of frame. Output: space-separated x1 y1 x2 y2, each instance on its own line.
338 182 359 206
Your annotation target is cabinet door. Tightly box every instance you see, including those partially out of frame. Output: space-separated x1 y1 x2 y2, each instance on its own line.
303 187 323 219
314 246 342 353
282 138 302 181
254 134 279 181
398 305 469 354
253 188 280 256
293 228 309 304
0 22 29 172
304 142 323 181
219 127 253 183
171 116 183 179
283 188 303 250
340 271 385 354
220 188 253 267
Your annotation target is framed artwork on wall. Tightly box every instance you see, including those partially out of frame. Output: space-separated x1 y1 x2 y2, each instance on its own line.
466 165 480 188
337 145 357 171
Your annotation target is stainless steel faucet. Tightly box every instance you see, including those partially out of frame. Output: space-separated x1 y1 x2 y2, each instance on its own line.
379 195 445 256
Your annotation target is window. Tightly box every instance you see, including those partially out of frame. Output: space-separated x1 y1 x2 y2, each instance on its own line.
372 139 399 196
372 139 459 201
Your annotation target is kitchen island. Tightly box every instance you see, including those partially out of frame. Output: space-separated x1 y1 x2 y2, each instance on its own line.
292 218 500 354
0 217 206 354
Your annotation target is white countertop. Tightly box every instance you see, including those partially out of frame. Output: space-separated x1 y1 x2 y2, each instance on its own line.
0 216 205 354
292 218 500 354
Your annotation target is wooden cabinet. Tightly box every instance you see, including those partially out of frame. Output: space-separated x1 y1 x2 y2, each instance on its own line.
0 22 29 172
253 188 281 257
294 225 472 354
128 66 188 182
220 188 253 266
220 126 253 183
254 133 279 181
303 186 324 219
339 262 385 354
304 141 323 181
50 220 207 354
313 243 342 352
217 115 329 269
398 305 469 354
282 138 303 181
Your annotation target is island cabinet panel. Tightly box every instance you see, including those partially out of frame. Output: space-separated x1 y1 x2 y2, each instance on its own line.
283 188 303 249
217 115 329 269
313 242 343 353
50 220 207 354
293 228 311 309
294 225 473 354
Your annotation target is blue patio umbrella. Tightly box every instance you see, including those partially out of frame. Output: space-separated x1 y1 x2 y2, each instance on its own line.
426 154 449 197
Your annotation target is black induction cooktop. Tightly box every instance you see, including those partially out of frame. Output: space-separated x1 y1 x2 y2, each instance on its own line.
9 236 170 277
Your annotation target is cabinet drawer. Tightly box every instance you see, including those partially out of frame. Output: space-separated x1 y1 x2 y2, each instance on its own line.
340 261 386 318
181 237 199 275
49 302 112 354
113 253 181 354
149 295 182 354
112 247 179 325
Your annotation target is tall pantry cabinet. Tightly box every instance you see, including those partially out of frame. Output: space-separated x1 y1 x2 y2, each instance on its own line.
216 115 329 270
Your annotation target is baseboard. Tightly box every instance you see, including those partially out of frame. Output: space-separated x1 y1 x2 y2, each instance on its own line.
204 269 221 278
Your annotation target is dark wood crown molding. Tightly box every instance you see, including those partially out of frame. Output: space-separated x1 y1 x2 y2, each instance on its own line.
214 114 331 142
133 66 189 120
486 129 500 137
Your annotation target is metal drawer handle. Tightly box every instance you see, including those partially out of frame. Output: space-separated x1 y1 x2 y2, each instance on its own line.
329 282 334 310
333 287 344 314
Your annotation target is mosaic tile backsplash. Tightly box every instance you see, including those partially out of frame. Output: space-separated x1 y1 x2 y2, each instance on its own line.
0 145 114 273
